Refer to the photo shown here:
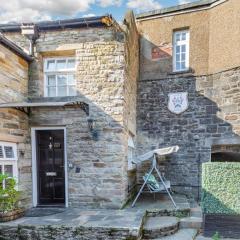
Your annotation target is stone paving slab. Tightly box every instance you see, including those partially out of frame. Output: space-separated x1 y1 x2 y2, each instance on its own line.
127 194 190 211
0 194 191 240
0 208 144 231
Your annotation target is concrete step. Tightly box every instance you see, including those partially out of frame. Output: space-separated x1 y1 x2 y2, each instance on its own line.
179 216 202 229
143 216 179 239
147 228 198 240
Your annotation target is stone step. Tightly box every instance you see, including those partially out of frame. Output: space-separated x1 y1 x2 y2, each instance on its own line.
143 216 179 239
190 207 202 218
179 216 202 229
195 234 240 240
145 228 198 240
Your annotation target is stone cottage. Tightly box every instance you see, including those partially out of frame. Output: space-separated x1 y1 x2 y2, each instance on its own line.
0 0 239 210
0 13 139 209
136 0 240 199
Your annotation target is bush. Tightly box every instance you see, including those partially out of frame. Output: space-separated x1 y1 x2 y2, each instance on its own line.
202 162 240 215
0 173 20 213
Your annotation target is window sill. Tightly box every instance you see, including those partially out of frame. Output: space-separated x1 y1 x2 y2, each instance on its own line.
169 69 194 76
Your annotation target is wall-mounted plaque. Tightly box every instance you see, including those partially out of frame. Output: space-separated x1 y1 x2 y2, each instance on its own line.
168 92 188 114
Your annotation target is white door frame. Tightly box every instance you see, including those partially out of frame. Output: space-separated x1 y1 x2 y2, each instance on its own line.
31 127 68 207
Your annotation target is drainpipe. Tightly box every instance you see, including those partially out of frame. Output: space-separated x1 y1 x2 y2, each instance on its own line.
21 24 39 56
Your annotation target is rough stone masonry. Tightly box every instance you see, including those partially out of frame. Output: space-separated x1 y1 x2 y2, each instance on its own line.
136 0 240 199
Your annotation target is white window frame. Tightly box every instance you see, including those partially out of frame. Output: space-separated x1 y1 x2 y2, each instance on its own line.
44 57 77 97
0 142 18 188
128 136 136 171
173 30 190 72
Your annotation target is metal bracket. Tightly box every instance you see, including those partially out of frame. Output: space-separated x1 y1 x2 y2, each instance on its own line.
14 107 31 116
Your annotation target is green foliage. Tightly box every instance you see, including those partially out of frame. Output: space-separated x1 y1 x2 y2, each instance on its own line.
0 173 20 213
202 162 240 214
212 232 220 240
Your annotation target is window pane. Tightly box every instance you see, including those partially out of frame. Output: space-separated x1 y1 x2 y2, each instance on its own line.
57 75 67 85
4 146 14 159
176 46 180 53
181 53 186 61
176 54 180 61
56 60 66 70
58 86 67 96
0 146 3 158
181 45 186 52
4 165 13 177
47 60 55 70
48 87 56 97
181 32 186 41
47 75 56 86
176 62 181 70
68 86 76 96
175 33 180 41
181 62 186 69
68 75 75 85
67 59 76 69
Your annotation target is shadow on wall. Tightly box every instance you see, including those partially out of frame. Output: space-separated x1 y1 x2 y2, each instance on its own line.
24 85 136 209
139 36 195 80
136 39 240 200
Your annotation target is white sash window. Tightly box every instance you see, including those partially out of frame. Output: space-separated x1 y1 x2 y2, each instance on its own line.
173 30 190 72
44 57 76 97
0 142 18 188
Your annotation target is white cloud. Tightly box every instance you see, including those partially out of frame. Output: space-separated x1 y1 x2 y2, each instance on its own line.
97 0 122 7
0 0 125 23
178 0 191 4
0 0 96 23
82 13 96 18
127 0 161 12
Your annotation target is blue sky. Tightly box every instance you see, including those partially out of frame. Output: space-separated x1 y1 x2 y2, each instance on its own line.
87 0 196 21
0 0 196 23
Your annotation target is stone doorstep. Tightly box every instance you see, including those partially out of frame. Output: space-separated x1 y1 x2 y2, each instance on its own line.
143 216 179 239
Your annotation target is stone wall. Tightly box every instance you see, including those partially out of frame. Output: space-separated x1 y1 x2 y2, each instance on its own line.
137 5 210 79
122 11 139 201
2 17 139 208
137 67 240 199
137 0 240 79
0 225 138 240
0 44 32 207
136 0 240 199
208 0 240 73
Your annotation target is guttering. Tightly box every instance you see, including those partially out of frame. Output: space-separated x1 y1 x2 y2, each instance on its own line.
136 0 227 21
0 34 33 62
0 15 114 32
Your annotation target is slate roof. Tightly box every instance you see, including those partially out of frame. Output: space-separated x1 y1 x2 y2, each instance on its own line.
136 0 224 19
0 33 32 61
0 15 114 32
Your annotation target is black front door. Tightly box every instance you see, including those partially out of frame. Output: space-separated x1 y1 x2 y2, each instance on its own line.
36 130 65 205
